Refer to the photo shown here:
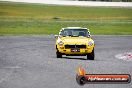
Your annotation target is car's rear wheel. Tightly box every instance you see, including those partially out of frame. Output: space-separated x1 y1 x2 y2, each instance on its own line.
87 48 94 60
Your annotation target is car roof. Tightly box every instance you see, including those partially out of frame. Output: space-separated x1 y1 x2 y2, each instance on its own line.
62 27 88 29
60 27 89 33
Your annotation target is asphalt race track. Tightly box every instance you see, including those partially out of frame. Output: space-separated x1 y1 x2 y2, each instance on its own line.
0 35 132 88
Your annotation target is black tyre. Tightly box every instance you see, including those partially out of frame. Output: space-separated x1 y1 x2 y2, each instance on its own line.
87 48 94 60
56 45 62 58
56 50 62 58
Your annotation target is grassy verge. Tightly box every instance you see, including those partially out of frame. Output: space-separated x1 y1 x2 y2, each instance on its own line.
0 1 132 35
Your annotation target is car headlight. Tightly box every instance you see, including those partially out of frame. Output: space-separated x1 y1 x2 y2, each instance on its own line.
57 38 64 45
58 41 64 45
88 41 94 46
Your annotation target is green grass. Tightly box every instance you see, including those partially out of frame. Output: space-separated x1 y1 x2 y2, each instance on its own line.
0 1 132 35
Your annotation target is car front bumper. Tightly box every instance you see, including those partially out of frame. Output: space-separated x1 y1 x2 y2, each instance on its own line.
56 45 94 55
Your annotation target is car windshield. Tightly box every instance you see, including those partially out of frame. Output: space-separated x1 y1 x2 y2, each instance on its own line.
60 29 90 37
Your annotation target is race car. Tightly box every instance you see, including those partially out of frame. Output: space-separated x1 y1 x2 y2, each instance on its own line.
55 27 95 60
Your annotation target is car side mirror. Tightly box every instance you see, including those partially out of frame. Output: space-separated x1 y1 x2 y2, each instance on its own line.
87 35 92 38
54 35 59 38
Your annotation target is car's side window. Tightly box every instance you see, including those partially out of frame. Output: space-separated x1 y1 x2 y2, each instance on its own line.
88 31 91 36
59 30 63 36
60 30 67 36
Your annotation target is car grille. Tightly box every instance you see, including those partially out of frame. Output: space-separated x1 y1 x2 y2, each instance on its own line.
65 45 86 49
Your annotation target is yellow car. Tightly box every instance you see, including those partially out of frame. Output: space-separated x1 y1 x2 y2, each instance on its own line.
55 27 95 60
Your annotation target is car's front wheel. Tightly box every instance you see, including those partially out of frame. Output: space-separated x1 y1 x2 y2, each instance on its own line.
87 48 94 60
56 50 62 58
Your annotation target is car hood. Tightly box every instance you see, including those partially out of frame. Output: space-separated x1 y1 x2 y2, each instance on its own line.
61 37 92 45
